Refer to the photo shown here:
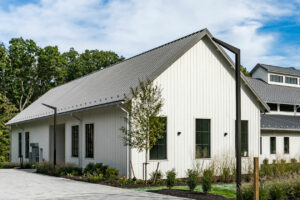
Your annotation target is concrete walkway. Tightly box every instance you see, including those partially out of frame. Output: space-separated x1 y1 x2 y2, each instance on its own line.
0 169 184 200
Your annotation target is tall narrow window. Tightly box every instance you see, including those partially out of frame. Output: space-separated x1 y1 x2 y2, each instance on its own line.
25 132 29 158
72 126 79 157
18 133 22 158
260 137 262 155
150 117 167 160
85 124 94 158
284 137 289 154
196 119 210 158
270 137 276 154
241 121 248 157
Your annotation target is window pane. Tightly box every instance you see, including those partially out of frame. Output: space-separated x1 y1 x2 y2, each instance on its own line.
284 137 289 154
25 132 29 158
85 124 94 158
267 103 277 111
195 119 210 158
150 117 167 160
285 76 297 84
72 126 79 157
270 137 276 154
18 133 22 158
280 104 294 112
241 121 248 157
270 75 283 83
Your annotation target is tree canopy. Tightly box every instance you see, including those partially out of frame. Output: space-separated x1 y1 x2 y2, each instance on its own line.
0 37 124 163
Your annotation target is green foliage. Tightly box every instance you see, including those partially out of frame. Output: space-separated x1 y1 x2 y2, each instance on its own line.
55 163 82 176
240 65 250 77
260 159 300 178
150 170 163 183
166 169 176 189
0 94 17 163
202 169 213 193
240 185 268 200
121 80 165 180
221 167 231 183
36 162 55 174
86 172 104 183
268 184 286 200
105 167 119 182
0 162 19 168
118 176 134 186
186 169 198 191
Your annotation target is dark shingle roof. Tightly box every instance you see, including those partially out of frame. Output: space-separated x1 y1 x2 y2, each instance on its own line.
250 63 300 76
7 29 268 125
261 114 300 131
246 77 300 105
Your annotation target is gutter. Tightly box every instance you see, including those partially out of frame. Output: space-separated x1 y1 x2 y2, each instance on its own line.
118 102 131 179
7 100 124 126
70 113 82 168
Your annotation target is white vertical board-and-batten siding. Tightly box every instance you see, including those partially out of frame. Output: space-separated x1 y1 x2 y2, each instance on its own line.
260 132 300 162
131 36 261 179
11 106 127 176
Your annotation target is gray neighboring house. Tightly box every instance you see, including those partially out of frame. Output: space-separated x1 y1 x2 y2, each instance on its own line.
249 63 300 161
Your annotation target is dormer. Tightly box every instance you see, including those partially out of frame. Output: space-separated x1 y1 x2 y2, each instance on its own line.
250 64 300 88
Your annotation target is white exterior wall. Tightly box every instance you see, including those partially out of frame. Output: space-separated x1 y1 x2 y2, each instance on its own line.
252 67 268 83
260 131 300 162
11 106 127 177
11 120 51 163
131 37 261 179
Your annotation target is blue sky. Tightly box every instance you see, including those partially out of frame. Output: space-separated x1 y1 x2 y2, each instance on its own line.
0 0 299 70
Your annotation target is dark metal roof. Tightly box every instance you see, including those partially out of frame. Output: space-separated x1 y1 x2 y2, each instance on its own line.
7 29 268 125
246 77 300 105
261 114 300 131
250 63 300 76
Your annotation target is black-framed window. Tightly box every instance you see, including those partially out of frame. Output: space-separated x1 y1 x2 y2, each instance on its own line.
85 124 94 158
25 132 29 158
18 133 22 158
285 76 297 84
260 137 262 155
196 119 210 158
280 104 294 112
150 117 167 160
267 103 277 111
270 137 276 154
241 121 248 157
72 125 79 157
270 75 283 83
284 137 289 154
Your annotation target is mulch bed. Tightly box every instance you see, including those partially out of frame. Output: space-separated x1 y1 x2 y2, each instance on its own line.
150 189 233 200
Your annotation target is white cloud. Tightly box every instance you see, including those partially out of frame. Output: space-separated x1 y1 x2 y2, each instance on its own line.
0 0 298 69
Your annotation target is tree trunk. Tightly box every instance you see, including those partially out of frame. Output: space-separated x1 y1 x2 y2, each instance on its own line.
145 147 148 183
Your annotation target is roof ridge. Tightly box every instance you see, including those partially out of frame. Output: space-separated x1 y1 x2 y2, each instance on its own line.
52 29 205 90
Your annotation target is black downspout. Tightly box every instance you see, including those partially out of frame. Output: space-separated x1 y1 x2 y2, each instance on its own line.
212 37 242 200
42 103 57 167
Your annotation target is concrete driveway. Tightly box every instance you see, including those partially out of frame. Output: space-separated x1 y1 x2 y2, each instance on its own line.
0 169 184 200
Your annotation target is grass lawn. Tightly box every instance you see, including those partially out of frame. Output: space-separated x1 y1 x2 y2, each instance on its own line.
132 184 236 199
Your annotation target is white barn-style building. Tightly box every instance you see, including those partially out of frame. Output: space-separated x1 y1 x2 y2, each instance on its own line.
249 64 300 162
7 29 269 179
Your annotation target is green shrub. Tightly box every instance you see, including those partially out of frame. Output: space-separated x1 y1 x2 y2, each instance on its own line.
269 183 286 200
118 176 133 186
290 158 297 163
0 162 20 169
55 163 82 176
36 162 54 174
105 167 119 182
221 167 231 183
150 170 163 182
136 179 144 184
263 158 269 165
86 172 104 183
259 186 269 200
202 169 213 193
293 180 300 198
166 169 176 189
240 185 253 200
186 169 198 191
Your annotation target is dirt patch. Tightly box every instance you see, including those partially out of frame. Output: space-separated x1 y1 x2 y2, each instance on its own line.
150 189 233 200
